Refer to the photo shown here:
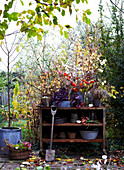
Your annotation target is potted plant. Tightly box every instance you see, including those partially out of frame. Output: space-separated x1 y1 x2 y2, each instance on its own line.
0 12 25 155
41 96 51 107
0 82 21 157
52 87 70 107
80 116 99 125
79 116 99 140
63 72 95 108
70 90 85 108
90 88 108 107
80 128 98 140
1 139 32 160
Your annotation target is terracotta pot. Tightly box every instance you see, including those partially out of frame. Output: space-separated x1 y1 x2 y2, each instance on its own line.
58 132 66 139
67 132 76 139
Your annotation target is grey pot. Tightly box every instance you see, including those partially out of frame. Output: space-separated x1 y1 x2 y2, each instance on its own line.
93 99 101 107
80 129 98 140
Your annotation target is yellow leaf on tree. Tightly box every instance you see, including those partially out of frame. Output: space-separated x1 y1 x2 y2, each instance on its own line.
115 91 119 95
0 10 2 16
38 28 44 33
13 99 18 109
0 41 3 45
111 86 115 89
113 95 116 99
111 89 115 94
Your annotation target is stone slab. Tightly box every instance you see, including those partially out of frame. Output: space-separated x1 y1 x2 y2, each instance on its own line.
0 163 4 169
1 163 19 170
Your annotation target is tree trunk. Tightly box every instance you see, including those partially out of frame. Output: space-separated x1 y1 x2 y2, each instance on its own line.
7 52 11 127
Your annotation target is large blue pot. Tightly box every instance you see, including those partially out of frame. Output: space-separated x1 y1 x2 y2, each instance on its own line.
0 127 21 157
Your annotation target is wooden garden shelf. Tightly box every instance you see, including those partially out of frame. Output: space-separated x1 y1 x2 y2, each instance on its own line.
36 107 106 150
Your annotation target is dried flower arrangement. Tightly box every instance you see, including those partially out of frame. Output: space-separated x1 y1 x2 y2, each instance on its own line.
90 88 109 100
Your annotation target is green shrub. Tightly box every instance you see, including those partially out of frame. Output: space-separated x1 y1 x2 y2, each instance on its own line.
0 106 7 127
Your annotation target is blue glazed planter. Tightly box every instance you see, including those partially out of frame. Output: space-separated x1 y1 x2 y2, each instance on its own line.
53 101 70 107
0 127 21 157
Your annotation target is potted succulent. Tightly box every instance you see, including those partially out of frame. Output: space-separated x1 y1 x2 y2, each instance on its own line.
52 87 70 107
1 139 32 160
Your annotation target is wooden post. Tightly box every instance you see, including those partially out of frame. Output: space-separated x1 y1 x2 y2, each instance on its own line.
39 109 42 152
103 108 106 149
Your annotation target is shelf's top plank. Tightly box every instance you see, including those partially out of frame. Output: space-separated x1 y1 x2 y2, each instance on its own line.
36 106 105 110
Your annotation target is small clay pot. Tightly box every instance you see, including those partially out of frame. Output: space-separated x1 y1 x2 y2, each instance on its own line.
67 132 76 139
58 132 66 139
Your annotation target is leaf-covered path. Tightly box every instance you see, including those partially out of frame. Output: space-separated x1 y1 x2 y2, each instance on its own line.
0 150 124 169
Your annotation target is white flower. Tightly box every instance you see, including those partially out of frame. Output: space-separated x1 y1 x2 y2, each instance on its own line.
102 155 107 159
100 59 107 65
15 147 19 149
98 68 103 73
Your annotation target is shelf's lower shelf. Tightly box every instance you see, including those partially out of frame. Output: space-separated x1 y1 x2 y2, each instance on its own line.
42 123 103 126
42 138 103 143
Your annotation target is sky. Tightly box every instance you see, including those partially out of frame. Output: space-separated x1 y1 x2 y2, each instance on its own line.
0 0 111 71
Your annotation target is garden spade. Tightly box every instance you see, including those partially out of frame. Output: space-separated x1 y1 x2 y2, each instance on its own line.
45 106 57 162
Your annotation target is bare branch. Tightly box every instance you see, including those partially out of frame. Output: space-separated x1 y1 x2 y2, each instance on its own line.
0 45 8 56
5 30 21 37
0 61 6 67
110 0 124 13
34 0 70 7
10 33 18 53
10 46 24 65
17 72 42 92
9 33 25 59
5 38 10 53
